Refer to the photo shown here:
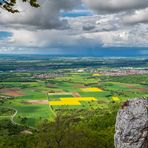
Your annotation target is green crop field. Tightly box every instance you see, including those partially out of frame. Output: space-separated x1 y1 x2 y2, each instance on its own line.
1 70 147 127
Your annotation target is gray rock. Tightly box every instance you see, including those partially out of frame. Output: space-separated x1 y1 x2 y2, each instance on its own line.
114 97 148 148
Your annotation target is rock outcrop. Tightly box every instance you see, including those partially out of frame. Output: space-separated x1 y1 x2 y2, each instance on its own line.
114 97 148 148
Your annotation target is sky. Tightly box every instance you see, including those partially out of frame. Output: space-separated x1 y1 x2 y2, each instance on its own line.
0 0 148 56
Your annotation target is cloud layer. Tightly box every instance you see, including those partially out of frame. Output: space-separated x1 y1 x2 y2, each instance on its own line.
0 0 81 29
0 0 148 54
83 0 148 13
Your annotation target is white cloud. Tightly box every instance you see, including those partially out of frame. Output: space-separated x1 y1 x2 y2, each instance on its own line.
0 28 101 50
122 8 148 24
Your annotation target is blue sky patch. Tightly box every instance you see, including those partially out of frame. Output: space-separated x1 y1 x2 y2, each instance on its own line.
60 11 93 17
0 31 12 39
60 3 94 17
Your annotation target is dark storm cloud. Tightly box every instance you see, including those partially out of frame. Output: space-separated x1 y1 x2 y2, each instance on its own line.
82 24 95 31
82 0 148 26
122 8 148 25
83 0 148 14
0 0 81 30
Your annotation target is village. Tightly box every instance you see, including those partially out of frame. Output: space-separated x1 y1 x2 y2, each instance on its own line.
96 69 148 76
33 73 68 79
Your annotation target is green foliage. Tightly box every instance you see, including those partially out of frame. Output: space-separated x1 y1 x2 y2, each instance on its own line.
0 107 15 116
0 0 39 13
0 104 119 148
33 104 119 148
101 74 148 85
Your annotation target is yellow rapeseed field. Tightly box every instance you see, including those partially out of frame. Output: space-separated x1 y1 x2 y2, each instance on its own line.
49 97 96 106
49 100 81 106
92 74 101 76
60 97 96 101
81 87 103 92
112 96 120 101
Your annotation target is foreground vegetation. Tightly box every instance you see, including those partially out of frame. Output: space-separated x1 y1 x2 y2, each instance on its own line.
0 103 120 148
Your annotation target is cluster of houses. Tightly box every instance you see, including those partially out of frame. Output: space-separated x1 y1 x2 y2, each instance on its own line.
33 73 67 79
96 69 148 76
33 68 148 78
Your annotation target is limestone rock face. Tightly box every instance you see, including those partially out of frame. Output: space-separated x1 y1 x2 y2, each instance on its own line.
114 98 148 148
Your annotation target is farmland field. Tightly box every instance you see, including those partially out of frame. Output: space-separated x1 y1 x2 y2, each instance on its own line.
0 55 148 148
0 55 147 126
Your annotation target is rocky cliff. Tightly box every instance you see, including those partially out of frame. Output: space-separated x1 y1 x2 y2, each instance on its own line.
114 97 148 148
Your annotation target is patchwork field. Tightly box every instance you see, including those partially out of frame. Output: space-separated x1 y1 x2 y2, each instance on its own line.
0 71 148 127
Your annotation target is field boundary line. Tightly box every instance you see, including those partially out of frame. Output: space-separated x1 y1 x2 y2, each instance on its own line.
0 106 37 130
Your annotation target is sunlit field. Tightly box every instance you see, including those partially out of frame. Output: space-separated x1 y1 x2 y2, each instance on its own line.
49 97 96 106
1 71 148 126
81 87 103 92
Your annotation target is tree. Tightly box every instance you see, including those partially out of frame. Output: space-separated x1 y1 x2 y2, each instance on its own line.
0 0 39 13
